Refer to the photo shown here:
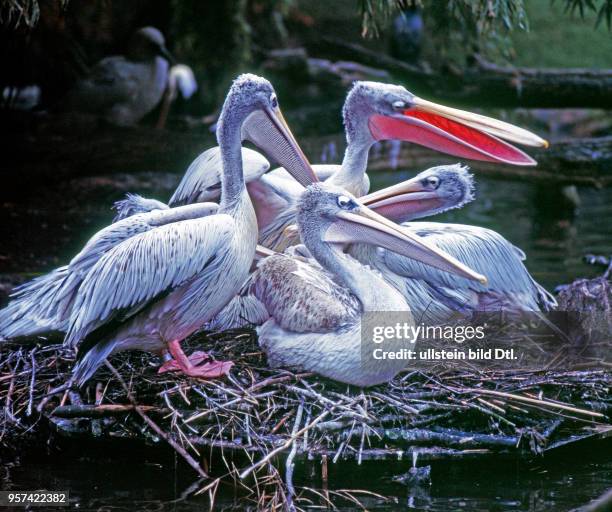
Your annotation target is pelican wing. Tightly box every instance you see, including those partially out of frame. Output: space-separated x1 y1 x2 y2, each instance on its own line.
206 275 270 331
0 204 219 341
251 254 361 332
65 213 235 347
69 203 220 277
169 147 270 206
382 222 556 311
0 267 70 338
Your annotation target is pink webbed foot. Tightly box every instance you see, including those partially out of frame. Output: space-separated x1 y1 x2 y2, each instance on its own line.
158 341 234 379
158 351 211 373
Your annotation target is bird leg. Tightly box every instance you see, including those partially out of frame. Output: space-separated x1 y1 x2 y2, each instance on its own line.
158 340 234 378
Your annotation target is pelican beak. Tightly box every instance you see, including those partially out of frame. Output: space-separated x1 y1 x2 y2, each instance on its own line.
361 175 435 206
368 96 548 166
324 204 487 284
241 107 319 187
360 175 445 223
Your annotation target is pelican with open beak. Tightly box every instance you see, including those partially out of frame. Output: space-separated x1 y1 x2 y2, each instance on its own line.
365 89 548 166
253 81 546 250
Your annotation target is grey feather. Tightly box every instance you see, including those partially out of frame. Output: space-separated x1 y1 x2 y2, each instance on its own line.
251 253 361 333
382 222 557 312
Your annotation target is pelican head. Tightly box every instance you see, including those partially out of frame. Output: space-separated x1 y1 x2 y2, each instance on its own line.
219 74 317 187
343 81 547 166
361 163 475 222
127 27 175 63
297 182 486 284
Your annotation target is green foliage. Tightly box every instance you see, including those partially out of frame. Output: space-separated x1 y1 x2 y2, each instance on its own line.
510 0 612 68
358 0 610 63
359 0 410 37
555 0 612 28
428 1 529 60
171 0 252 107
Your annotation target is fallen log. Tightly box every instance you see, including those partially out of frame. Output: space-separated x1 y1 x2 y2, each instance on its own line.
307 38 612 109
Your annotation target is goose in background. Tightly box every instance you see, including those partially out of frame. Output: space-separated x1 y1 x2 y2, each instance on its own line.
156 63 198 129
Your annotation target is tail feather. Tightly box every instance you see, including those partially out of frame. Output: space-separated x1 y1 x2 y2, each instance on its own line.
534 280 558 312
0 267 69 339
0 302 61 339
72 339 117 386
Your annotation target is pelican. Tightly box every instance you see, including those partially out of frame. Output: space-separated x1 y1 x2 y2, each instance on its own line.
68 74 319 384
61 27 175 126
295 163 556 317
3 75 319 385
250 182 486 387
0 107 278 341
349 166 558 320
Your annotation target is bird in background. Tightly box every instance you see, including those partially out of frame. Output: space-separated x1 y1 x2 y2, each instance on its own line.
60 26 174 126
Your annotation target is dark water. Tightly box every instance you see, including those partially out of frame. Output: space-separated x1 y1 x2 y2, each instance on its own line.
1 136 611 510
3 440 612 511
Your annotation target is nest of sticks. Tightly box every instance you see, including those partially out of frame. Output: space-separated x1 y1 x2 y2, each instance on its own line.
1 322 610 509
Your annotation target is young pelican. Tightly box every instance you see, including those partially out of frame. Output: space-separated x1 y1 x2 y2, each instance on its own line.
61 27 175 126
250 182 486 387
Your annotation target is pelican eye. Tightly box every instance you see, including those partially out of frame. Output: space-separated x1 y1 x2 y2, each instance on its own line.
422 176 440 189
392 100 406 110
270 94 278 109
337 195 353 209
